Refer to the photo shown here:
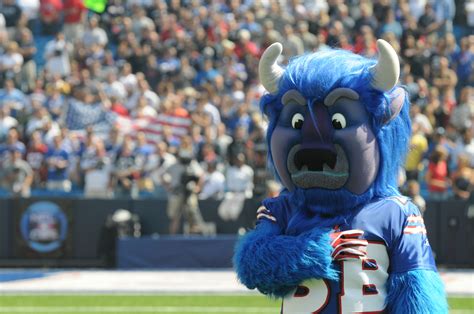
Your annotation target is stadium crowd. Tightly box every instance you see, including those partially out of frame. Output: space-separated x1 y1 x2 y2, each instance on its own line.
0 0 472 208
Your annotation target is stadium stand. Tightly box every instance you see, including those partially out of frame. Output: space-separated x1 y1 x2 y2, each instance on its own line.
0 0 472 236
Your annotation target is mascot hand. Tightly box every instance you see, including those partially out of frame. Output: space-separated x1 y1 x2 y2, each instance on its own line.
256 206 277 223
330 229 368 261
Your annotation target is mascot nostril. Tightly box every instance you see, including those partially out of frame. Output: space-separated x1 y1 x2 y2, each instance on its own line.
294 148 336 171
234 40 448 314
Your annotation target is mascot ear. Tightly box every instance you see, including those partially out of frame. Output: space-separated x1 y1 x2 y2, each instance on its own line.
383 87 406 125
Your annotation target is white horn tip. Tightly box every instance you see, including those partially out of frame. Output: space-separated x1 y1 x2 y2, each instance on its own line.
265 42 283 56
370 39 400 92
259 42 284 94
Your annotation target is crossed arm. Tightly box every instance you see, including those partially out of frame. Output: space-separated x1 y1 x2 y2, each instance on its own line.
233 218 338 298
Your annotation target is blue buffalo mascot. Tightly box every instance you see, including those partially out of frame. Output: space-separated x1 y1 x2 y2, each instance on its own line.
233 40 448 313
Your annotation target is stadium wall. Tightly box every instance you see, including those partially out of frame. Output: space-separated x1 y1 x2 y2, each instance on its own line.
0 197 472 268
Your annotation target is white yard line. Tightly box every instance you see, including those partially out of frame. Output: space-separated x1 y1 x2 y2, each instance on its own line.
0 269 472 295
0 307 471 314
0 306 277 313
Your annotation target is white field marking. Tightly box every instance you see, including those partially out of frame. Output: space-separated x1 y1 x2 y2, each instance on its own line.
0 307 471 314
0 306 278 313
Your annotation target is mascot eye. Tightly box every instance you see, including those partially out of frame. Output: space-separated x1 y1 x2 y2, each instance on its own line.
291 113 304 129
331 113 346 129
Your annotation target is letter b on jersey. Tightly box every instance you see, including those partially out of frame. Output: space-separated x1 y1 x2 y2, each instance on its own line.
282 243 389 313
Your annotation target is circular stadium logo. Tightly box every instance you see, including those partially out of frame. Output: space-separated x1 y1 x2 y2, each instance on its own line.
20 201 68 253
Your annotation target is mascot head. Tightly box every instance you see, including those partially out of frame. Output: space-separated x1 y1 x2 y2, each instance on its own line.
260 40 410 216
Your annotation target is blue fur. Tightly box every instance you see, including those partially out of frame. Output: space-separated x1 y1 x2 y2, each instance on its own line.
233 220 338 297
386 270 448 314
237 48 433 311
261 49 411 204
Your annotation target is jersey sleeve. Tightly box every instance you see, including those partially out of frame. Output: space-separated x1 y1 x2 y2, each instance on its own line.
388 198 437 274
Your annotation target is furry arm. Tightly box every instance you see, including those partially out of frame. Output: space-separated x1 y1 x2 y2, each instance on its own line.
233 220 338 297
386 270 448 314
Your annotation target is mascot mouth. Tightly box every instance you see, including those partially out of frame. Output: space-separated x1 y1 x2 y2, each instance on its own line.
287 144 349 189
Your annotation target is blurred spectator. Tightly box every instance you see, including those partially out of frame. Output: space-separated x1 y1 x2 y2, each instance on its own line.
63 0 87 44
45 135 71 192
83 139 112 198
44 33 72 79
355 3 377 34
149 141 176 194
234 29 259 61
198 160 225 200
451 154 474 200
134 132 155 194
113 136 139 198
0 42 23 85
419 3 439 35
17 0 39 30
283 24 304 56
26 130 48 187
105 126 122 159
0 106 18 140
131 95 157 118
452 37 473 94
39 0 63 35
450 87 473 130
2 0 22 38
163 149 204 234
379 9 402 39
0 79 26 113
432 0 456 36
0 127 26 163
250 147 270 199
126 77 160 112
405 121 429 181
0 14 5 42
226 153 254 198
297 21 318 51
432 57 458 98
406 180 426 215
426 145 451 200
0 147 33 197
83 15 108 49
266 180 282 199
218 153 254 221
227 125 248 164
17 28 36 92
26 107 50 135
455 127 474 166
215 123 232 158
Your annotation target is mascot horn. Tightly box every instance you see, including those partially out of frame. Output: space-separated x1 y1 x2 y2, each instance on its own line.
234 40 448 313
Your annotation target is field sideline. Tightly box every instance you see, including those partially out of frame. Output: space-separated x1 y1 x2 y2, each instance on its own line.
0 295 473 314
1 270 473 313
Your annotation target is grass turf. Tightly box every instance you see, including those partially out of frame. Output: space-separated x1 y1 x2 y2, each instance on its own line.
0 295 472 313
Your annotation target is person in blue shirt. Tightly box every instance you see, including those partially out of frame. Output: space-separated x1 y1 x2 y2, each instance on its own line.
45 135 71 192
0 79 26 116
0 128 26 165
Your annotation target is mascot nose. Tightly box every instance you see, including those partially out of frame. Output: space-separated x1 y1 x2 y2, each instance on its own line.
301 101 333 147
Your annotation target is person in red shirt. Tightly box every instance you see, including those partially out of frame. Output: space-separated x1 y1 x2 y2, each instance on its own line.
425 145 451 200
63 0 87 43
39 0 63 35
234 29 260 61
26 130 49 187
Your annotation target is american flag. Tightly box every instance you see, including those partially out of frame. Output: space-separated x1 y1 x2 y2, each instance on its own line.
115 114 192 144
65 100 192 143
65 100 115 131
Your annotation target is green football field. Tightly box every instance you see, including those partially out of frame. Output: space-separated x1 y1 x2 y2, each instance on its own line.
0 295 472 313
